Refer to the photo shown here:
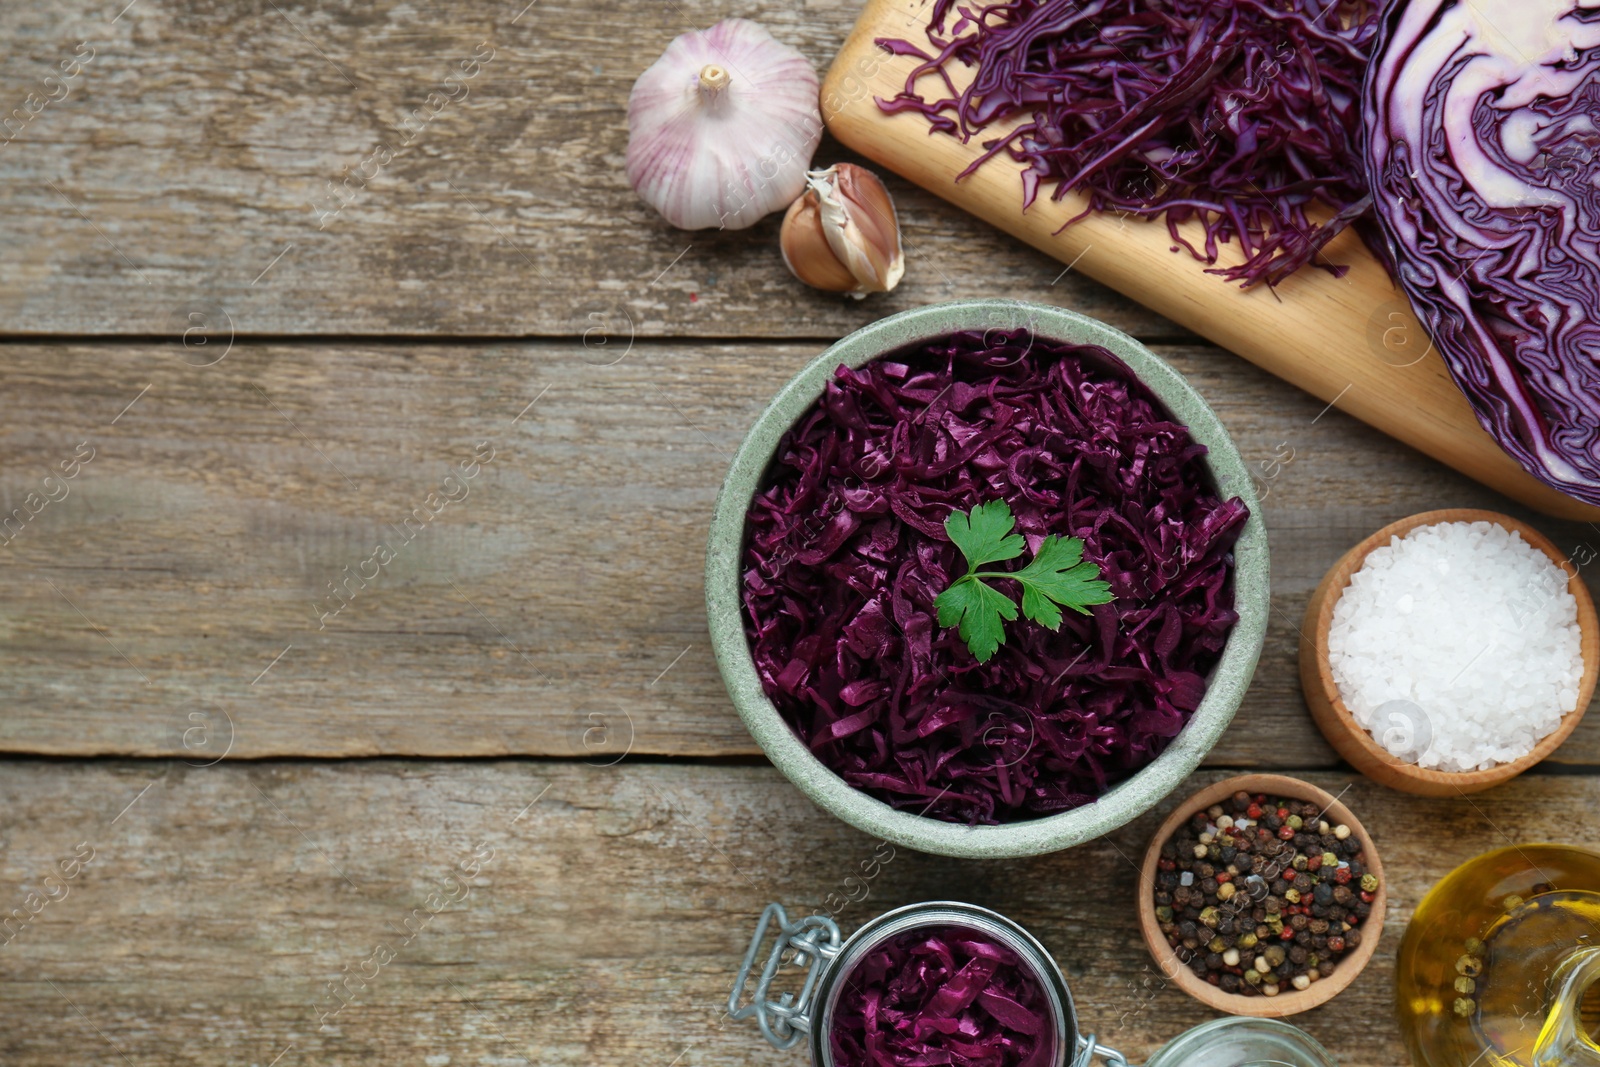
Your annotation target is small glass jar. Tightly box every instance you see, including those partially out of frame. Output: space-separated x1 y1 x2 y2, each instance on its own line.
1143 1017 1337 1067
730 900 1339 1067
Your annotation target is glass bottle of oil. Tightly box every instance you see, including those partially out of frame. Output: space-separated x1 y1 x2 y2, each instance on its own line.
1396 844 1600 1067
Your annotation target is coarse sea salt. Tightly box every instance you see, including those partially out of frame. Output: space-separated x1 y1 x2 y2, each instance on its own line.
1327 521 1583 772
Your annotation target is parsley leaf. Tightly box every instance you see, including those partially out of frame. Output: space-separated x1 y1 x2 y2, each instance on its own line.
933 575 1018 664
933 500 1114 662
943 499 1027 568
1007 533 1114 630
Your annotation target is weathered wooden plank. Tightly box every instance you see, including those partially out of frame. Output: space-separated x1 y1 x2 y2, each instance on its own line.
4 338 1599 762
0 0 1176 340
0 760 1594 1067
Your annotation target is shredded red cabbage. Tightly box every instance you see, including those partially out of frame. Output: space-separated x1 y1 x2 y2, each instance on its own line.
740 330 1246 825
830 924 1055 1067
874 0 1386 288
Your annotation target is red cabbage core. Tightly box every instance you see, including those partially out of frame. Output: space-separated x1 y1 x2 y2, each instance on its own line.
740 330 1247 825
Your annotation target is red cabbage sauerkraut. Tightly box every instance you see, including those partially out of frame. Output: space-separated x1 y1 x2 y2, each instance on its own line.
741 330 1247 825
830 924 1055 1067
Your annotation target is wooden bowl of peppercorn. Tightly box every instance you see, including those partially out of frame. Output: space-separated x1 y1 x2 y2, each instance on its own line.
1138 773 1386 1017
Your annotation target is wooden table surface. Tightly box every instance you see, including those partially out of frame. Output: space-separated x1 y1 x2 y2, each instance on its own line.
3 3 1597 1065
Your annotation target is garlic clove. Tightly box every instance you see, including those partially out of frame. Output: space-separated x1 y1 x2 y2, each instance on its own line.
779 163 906 297
780 193 862 294
626 19 822 231
816 164 905 293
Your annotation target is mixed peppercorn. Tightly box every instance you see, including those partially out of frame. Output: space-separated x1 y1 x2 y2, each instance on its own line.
1151 791 1379 997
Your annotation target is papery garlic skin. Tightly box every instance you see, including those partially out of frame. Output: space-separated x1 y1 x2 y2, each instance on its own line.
626 19 822 231
780 164 905 297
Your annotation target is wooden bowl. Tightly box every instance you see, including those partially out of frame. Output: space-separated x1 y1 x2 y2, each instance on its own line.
1138 773 1387 1018
1299 508 1598 797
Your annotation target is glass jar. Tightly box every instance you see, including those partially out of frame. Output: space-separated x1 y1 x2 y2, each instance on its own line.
729 899 1339 1067
1142 1017 1337 1067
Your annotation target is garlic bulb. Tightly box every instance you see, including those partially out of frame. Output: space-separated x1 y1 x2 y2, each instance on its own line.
626 19 822 231
779 164 905 297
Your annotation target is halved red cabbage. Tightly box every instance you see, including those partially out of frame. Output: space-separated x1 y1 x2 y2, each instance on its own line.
740 331 1246 825
1366 0 1600 504
875 0 1385 288
830 925 1054 1067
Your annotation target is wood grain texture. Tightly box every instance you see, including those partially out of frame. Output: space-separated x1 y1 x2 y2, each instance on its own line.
0 0 1173 341
6 338 1600 762
1 760 1595 1067
821 0 1599 520
5 9 1599 1067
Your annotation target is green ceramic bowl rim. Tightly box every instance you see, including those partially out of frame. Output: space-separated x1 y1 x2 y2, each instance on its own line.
705 299 1269 858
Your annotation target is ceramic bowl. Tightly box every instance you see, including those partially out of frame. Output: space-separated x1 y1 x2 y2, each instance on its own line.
705 300 1269 858
1299 508 1598 796
1138 773 1387 1017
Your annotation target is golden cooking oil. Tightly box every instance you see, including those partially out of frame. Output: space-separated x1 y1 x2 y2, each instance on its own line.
1396 844 1600 1067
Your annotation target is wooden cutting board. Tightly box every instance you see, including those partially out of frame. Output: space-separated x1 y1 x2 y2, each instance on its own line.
822 0 1598 520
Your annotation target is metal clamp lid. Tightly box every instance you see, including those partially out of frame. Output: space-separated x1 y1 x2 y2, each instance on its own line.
1075 1034 1135 1067
727 903 843 1050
